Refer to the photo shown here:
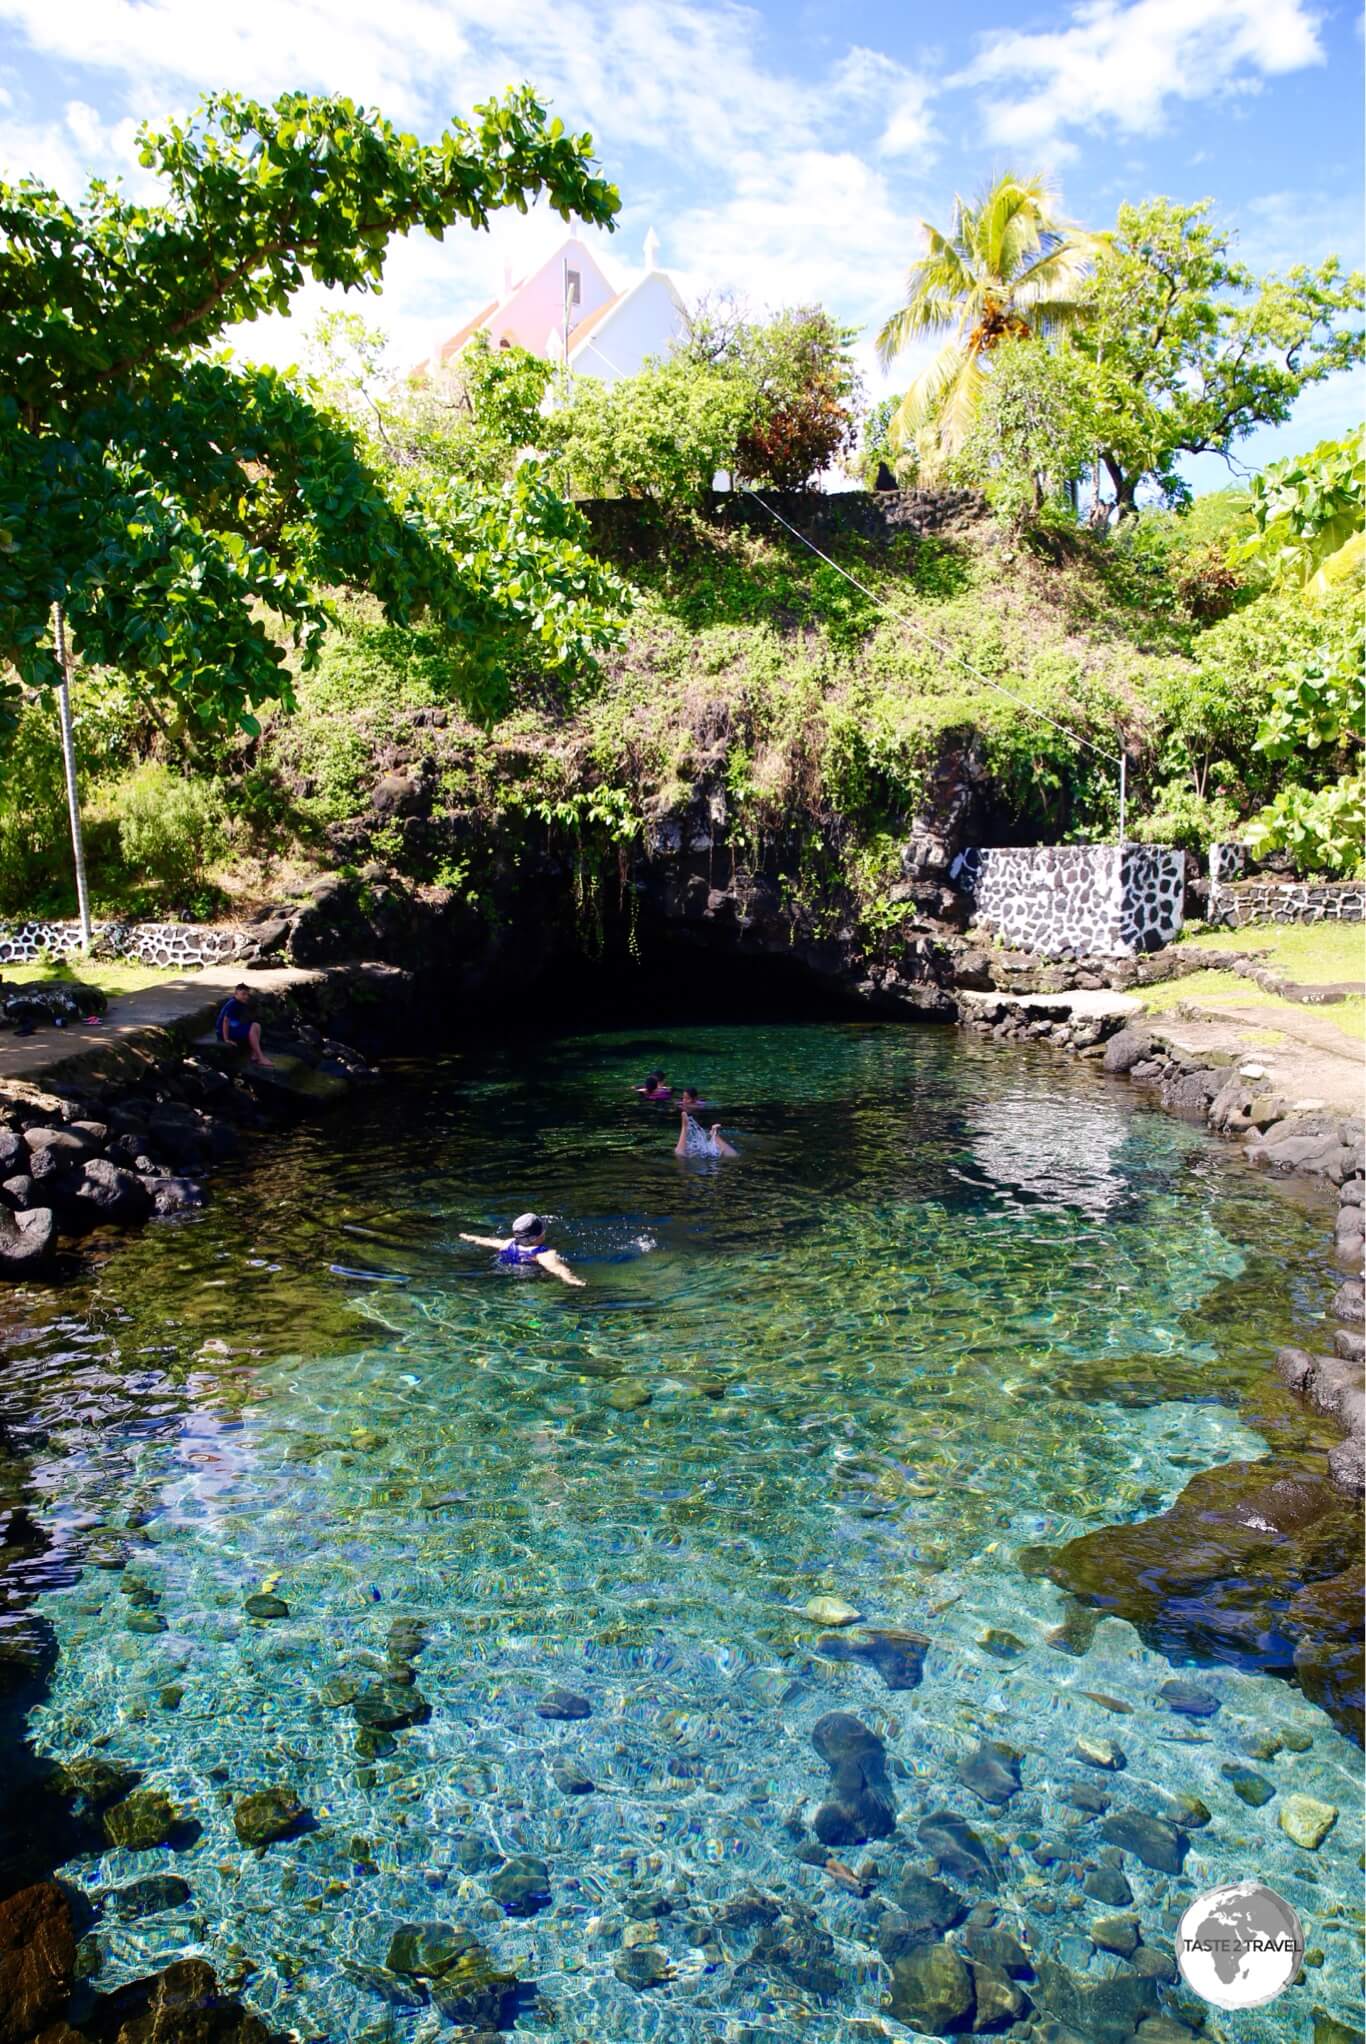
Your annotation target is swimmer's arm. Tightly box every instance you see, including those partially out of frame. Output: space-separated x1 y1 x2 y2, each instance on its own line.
540 1251 586 1288
459 1231 508 1250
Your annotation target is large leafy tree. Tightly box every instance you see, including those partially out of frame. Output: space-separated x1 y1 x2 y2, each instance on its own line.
876 172 1103 462
1079 199 1364 520
0 87 625 743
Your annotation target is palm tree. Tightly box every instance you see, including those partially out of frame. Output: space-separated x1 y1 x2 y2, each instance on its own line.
877 173 1105 463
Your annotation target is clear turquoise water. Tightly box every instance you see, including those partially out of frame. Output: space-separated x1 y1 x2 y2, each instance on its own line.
10 1022 1363 2039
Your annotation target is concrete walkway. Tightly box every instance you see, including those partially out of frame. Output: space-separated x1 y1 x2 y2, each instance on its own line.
0 964 321 1089
1148 1000 1364 1121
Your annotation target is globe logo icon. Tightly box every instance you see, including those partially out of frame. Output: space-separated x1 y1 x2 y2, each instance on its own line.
1176 1882 1305 2009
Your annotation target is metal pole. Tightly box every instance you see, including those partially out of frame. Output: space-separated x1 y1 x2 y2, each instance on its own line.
52 602 93 953
1118 751 1127 847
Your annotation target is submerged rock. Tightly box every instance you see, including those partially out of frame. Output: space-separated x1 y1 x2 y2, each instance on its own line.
1097 1809 1188 1876
51 1756 139 1809
1279 1793 1338 1850
1221 1763 1275 1807
613 1944 671 1990
233 1787 305 1848
243 1594 289 1620
95 1956 280 2042
1159 1678 1220 1717
957 1740 1021 1807
536 1688 591 1721
1032 1955 1158 2044
488 1854 550 1917
916 1810 998 1890
104 1875 192 1920
0 1882 74 2044
102 1789 177 1851
810 1711 896 1846
803 1595 862 1627
891 1871 967 1939
551 1755 596 1795
1089 1911 1140 1957
816 1626 928 1690
887 1941 974 2034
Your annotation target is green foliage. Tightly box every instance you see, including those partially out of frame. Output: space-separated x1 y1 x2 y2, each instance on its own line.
1233 427 1365 598
1078 199 1365 518
727 306 863 489
1244 778 1365 877
1128 785 1240 856
308 316 556 491
0 85 624 749
550 358 753 506
955 337 1097 525
1252 616 1365 764
116 762 229 896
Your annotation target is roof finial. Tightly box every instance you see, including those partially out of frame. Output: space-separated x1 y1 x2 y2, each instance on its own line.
644 225 660 271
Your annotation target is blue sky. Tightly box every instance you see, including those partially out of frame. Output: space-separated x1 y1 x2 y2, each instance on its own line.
1 0 1361 491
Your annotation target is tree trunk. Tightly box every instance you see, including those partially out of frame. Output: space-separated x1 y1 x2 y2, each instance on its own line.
52 603 93 953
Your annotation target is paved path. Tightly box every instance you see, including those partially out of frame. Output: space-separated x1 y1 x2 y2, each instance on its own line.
0 964 320 1089
1148 999 1364 1121
957 988 1143 1019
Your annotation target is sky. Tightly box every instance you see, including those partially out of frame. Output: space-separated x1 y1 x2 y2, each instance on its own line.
1 0 1362 493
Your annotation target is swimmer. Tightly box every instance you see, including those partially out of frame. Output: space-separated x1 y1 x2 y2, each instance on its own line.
679 1085 714 1114
459 1212 586 1288
634 1071 672 1101
675 1109 738 1159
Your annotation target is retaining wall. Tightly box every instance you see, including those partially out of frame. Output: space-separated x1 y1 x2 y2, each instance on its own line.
951 843 1185 958
1206 846 1364 927
0 920 251 969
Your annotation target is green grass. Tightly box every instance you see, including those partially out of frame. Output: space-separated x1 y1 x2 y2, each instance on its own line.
1141 960 1366 1043
1179 919 1365 986
2 958 187 997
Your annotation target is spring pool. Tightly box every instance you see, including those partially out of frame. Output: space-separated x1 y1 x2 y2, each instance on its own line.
7 1021 1362 2039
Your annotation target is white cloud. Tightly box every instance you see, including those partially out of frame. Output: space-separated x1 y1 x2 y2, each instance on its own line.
0 0 948 386
958 0 1324 154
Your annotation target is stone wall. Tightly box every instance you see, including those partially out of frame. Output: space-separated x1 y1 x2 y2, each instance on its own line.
0 920 251 969
1206 848 1365 928
579 485 984 556
951 844 1185 958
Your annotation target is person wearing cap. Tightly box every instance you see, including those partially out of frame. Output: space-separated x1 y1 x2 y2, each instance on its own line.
458 1212 585 1288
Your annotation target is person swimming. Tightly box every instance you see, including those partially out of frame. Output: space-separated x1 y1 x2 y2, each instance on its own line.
458 1212 585 1288
675 1108 738 1159
634 1071 672 1101
678 1085 713 1114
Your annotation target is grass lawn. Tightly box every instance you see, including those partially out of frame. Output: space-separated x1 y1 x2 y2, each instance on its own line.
1178 920 1365 985
1 958 188 998
1146 922 1366 1043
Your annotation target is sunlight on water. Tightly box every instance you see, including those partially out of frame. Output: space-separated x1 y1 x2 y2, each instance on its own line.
10 1023 1362 2040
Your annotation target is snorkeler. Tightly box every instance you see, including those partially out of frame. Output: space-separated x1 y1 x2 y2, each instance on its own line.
459 1212 586 1288
634 1071 672 1101
675 1109 738 1159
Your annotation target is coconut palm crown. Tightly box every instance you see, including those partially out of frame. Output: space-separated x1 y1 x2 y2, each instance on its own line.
877 173 1106 462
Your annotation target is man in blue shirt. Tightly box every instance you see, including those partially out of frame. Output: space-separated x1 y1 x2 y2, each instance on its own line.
215 983 271 1067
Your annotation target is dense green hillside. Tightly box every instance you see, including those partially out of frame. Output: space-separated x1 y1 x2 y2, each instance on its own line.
3 488 1356 943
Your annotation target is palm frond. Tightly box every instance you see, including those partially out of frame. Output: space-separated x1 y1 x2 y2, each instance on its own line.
889 339 970 444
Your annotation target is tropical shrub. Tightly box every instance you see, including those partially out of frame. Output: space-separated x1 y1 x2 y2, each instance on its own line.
116 764 230 896
1244 780 1364 877
1232 427 1365 598
550 359 754 506
955 337 1097 526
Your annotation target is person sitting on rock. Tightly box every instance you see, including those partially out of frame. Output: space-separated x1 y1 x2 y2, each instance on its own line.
459 1212 585 1288
634 1071 671 1101
676 1108 738 1160
216 983 271 1067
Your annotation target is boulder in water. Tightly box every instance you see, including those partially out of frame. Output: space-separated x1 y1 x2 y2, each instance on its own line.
0 1204 54 1274
102 1789 177 1851
233 1787 305 1848
0 1881 75 2044
810 1711 896 1846
886 1941 974 2034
